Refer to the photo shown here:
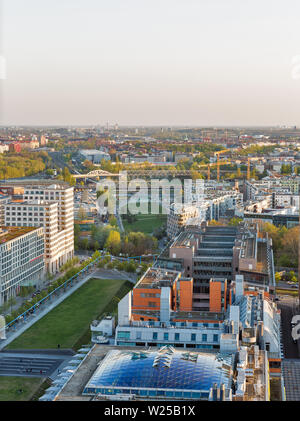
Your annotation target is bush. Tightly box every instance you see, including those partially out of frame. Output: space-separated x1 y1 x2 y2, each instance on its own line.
98 260 105 268
5 315 13 324
117 261 126 271
125 262 137 273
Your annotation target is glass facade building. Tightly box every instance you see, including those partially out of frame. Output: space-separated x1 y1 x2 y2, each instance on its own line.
83 347 233 399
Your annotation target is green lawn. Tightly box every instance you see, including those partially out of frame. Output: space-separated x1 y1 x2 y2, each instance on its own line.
0 376 43 401
6 278 130 350
276 288 298 296
123 214 166 234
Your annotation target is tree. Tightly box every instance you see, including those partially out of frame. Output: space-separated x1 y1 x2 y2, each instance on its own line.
236 167 242 178
78 206 87 221
228 217 242 226
275 272 281 283
105 230 121 255
281 226 299 266
81 238 89 250
109 215 118 227
209 219 223 226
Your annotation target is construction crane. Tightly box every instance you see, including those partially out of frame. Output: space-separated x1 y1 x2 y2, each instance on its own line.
247 157 251 180
247 157 258 180
214 149 230 181
200 158 233 180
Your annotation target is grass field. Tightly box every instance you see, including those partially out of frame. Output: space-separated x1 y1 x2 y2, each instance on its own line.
123 213 166 234
276 288 298 296
6 278 131 350
0 377 43 401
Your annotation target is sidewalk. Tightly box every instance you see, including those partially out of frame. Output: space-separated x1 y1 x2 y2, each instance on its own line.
1 267 80 318
0 266 98 351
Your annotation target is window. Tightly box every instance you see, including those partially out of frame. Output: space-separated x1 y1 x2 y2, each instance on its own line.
117 331 130 339
164 332 169 341
136 331 141 340
153 332 158 340
202 334 207 342
175 333 180 341
213 334 218 342
191 333 196 341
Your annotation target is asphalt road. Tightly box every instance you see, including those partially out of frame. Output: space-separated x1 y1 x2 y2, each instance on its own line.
277 281 299 291
282 359 300 400
278 297 300 359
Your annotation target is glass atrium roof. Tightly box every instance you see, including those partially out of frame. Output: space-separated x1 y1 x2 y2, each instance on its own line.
85 347 233 392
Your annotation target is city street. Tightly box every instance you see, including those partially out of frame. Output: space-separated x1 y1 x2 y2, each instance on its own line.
277 295 300 359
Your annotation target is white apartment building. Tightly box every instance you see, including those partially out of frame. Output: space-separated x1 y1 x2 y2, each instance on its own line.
4 183 74 273
167 191 243 239
0 226 45 305
167 204 199 238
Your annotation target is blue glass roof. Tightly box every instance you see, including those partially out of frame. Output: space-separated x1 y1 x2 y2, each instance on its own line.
85 348 233 392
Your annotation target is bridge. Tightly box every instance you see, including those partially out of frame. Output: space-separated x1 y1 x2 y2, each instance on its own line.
72 164 239 181
72 170 119 179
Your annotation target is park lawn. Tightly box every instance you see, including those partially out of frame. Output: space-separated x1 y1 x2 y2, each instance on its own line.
123 214 166 234
6 278 128 350
276 288 298 296
0 376 42 401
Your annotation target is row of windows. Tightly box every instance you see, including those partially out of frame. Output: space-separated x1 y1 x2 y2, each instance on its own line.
140 293 160 298
118 331 219 343
84 387 208 399
138 321 220 328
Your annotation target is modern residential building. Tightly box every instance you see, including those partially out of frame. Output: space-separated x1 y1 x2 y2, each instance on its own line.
0 226 45 305
4 200 65 274
167 204 199 238
2 181 74 273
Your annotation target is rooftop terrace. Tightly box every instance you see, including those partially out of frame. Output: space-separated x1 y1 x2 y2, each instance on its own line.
0 225 39 243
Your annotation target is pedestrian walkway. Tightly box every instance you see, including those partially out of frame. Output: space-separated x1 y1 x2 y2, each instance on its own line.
0 351 74 380
0 266 98 351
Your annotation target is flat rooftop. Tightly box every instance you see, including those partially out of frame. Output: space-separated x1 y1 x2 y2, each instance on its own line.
0 225 39 243
171 231 199 248
0 180 70 188
131 309 224 322
136 267 180 289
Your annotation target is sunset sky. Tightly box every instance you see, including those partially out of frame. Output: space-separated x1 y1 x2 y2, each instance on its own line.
1 0 300 126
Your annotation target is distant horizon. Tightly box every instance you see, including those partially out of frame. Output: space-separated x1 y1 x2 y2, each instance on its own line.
0 124 298 130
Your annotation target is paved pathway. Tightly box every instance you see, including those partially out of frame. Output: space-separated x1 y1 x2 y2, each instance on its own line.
0 266 135 351
0 351 74 380
0 266 98 351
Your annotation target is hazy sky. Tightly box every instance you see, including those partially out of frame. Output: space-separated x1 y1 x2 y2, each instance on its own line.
1 0 300 126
